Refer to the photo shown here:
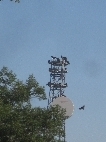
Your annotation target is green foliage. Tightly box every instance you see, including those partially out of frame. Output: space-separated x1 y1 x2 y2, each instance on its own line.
0 0 20 3
0 67 66 142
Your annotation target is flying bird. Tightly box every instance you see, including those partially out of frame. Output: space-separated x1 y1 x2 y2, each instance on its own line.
79 105 85 110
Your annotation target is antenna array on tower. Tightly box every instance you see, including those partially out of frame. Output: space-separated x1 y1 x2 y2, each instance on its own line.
47 55 70 108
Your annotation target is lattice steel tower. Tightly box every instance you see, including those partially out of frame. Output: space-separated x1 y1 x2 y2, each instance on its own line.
46 56 70 141
47 56 70 106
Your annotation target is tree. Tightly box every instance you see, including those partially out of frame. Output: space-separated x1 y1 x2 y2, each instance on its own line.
0 0 20 3
0 67 66 142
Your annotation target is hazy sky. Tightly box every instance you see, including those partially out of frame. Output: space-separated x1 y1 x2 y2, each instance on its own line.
0 0 106 142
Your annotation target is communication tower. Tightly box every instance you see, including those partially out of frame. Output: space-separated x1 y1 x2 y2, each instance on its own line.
47 56 74 142
47 56 70 105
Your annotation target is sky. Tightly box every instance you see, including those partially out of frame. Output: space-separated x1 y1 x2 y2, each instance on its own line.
0 0 106 141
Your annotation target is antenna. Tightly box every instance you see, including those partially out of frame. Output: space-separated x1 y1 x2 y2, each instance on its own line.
47 56 74 141
51 97 74 118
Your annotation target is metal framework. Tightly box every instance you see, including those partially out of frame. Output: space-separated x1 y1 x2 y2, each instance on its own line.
47 56 70 141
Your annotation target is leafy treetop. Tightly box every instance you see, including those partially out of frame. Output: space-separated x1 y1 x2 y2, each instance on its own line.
0 67 66 142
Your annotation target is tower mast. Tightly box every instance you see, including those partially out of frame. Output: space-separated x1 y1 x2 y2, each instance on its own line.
47 56 70 141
